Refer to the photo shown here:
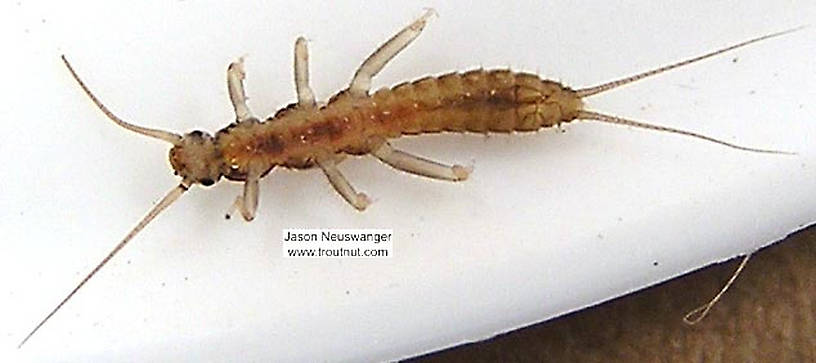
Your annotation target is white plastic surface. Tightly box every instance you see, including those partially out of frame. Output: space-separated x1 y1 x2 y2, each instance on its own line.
1 1 815 362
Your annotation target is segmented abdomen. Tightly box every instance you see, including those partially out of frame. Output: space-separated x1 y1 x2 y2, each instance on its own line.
217 69 583 174
371 69 582 136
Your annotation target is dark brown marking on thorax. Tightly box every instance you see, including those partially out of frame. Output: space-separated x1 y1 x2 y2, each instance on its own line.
215 69 582 173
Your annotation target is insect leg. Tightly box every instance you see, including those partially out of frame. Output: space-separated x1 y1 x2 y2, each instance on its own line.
227 58 255 122
348 9 435 97
225 167 262 221
316 155 371 211
370 141 470 181
294 37 316 108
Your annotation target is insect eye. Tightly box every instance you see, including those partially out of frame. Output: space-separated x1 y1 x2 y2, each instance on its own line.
200 178 215 186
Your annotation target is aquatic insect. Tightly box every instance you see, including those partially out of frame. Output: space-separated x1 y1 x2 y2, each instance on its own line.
19 10 799 347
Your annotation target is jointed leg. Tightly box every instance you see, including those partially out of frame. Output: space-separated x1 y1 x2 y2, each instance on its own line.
227 58 255 122
348 9 435 97
294 37 316 108
316 155 371 211
226 168 261 221
371 141 470 181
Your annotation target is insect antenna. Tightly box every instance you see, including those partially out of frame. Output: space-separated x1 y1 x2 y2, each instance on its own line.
18 181 191 348
575 27 804 98
61 55 183 145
